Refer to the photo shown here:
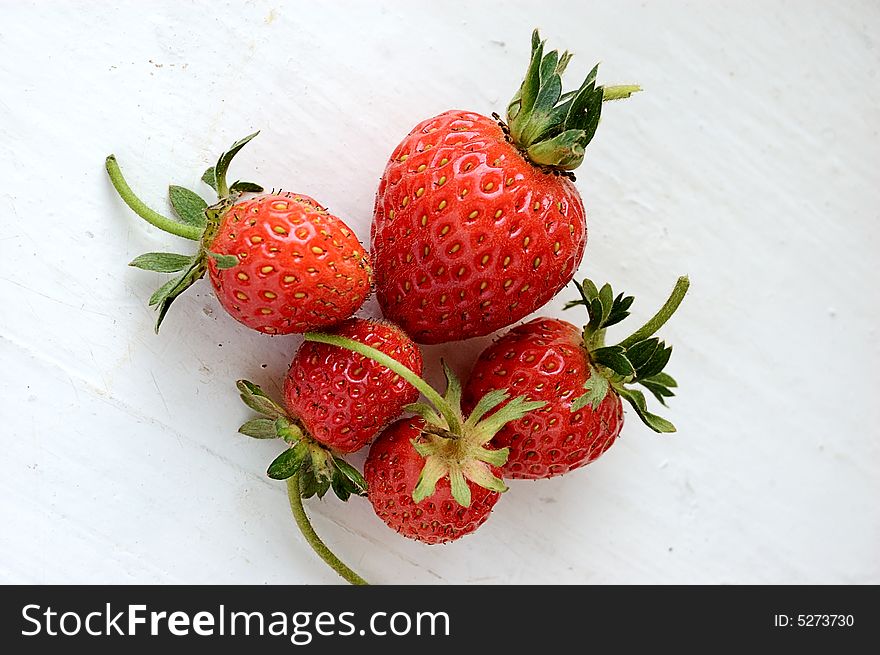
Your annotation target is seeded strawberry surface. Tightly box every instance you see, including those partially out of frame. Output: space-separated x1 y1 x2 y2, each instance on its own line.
283 319 423 453
365 418 502 544
372 110 586 344
208 193 371 334
463 318 624 479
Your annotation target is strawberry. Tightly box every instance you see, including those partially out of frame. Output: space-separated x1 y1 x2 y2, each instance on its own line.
208 193 371 334
364 418 502 544
106 132 371 333
235 318 421 586
283 318 423 453
463 318 623 479
463 276 689 479
304 331 546 543
371 30 639 343
236 318 421 484
236 318 420 486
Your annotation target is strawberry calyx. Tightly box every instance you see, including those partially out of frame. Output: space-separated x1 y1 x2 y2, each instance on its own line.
236 380 368 502
304 333 546 508
105 133 263 332
564 276 690 433
407 362 542 507
505 29 640 172
237 379 369 586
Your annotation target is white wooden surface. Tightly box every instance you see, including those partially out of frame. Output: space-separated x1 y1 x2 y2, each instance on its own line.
1 1 878 584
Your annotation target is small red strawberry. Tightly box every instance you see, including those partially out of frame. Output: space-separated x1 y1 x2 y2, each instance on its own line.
463 276 689 479
235 318 421 585
372 30 639 343
107 132 371 333
208 193 371 334
236 318 421 482
304 332 546 543
364 418 502 544
283 318 423 453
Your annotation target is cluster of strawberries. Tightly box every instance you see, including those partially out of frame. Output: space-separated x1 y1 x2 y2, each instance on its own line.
107 31 687 583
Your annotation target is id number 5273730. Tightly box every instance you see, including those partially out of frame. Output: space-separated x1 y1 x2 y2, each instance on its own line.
773 614 854 628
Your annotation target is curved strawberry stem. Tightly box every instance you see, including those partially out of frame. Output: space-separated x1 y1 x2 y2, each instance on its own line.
236 380 368 584
286 474 368 585
304 332 464 435
105 155 203 241
616 276 690 349
107 134 264 332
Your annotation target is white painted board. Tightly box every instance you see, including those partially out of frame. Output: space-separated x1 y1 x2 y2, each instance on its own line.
1 0 878 584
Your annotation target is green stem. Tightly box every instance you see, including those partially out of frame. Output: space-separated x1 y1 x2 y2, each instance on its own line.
616 276 690 349
216 170 229 199
602 85 642 101
286 474 368 586
105 155 203 241
304 332 463 434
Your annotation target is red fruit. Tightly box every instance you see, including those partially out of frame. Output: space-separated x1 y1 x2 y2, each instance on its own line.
107 132 370 333
371 31 638 343
463 277 689 480
304 333 544 543
463 318 623 479
208 193 371 335
364 418 502 544
372 111 585 344
283 318 422 453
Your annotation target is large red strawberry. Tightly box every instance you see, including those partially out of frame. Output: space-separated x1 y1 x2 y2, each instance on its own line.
304 332 546 543
107 132 371 333
463 276 689 480
371 30 639 343
284 318 423 453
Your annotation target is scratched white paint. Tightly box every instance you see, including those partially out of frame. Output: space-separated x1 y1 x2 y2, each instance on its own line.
1 0 878 584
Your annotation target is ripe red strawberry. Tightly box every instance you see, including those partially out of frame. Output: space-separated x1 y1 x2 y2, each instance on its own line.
463 276 689 479
284 318 423 453
208 193 370 334
463 318 623 479
304 332 546 543
364 418 502 544
107 132 370 333
371 30 639 343
234 319 421 585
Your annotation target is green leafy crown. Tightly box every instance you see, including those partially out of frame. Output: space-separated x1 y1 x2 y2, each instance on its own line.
505 30 640 172
404 362 545 508
564 276 689 433
236 380 367 502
